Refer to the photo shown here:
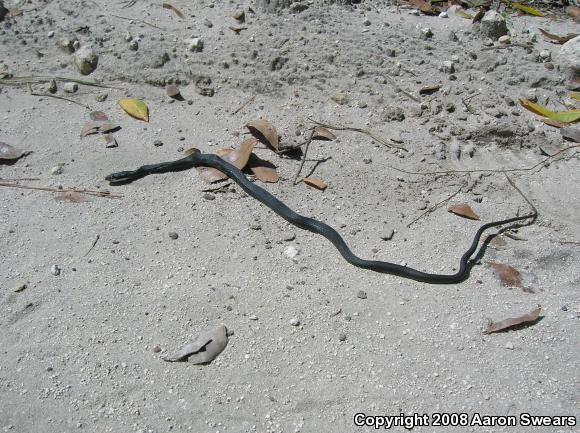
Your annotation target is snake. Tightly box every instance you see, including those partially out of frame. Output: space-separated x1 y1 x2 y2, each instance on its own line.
106 148 536 284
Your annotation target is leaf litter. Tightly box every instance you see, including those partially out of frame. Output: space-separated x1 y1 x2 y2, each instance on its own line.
448 203 480 220
484 307 542 334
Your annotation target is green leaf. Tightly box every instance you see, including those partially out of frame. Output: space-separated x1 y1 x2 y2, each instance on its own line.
520 99 580 123
510 2 545 17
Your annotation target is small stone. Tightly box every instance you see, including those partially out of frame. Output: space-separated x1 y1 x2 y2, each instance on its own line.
363 18 371 26
187 37 204 52
357 290 367 299
409 9 420 16
203 19 213 28
282 232 296 242
95 93 108 102
202 193 215 200
505 342 514 350
441 61 455 74
74 45 98 75
51 264 61 276
561 305 568 311
539 50 551 61
249 314 258 321
381 229 395 241
439 11 448 18
47 31 55 38
331 92 348 105
128 40 138 51
153 139 163 147
449 31 458 42
250 224 262 230
483 38 494 47
338 333 347 342
233 10 245 22
480 10 508 39
525 88 538 102
14 284 27 293
289 318 300 326
46 79 57 94
50 165 63 175
58 37 74 53
284 245 299 259
153 345 161 353
498 35 511 45
385 48 396 57
420 27 433 39
62 82 78 93
168 232 178 240
556 35 580 81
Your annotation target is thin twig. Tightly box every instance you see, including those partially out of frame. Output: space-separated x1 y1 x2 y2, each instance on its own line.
307 117 408 151
0 75 121 89
293 129 315 185
481 43 533 51
0 182 122 198
232 94 255 115
390 144 580 176
0 177 40 182
406 180 467 228
110 14 165 29
84 234 100 257
384 75 420 103
28 84 91 110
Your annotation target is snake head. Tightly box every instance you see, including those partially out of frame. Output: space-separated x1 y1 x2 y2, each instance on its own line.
105 171 137 183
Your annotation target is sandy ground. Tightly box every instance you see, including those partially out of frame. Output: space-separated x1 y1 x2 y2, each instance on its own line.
1 1 579 432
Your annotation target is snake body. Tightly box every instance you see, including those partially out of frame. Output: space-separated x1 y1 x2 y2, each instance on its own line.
106 149 535 284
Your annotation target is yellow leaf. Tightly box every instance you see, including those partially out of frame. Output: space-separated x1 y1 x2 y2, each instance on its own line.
570 92 580 101
510 2 545 17
118 98 149 122
519 99 580 124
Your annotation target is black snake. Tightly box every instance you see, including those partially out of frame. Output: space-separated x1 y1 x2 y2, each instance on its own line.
106 149 536 284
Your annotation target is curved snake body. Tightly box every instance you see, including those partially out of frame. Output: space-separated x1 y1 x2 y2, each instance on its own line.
106 149 535 284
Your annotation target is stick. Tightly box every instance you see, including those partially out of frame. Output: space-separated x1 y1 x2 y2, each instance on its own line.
110 14 165 30
384 75 420 103
84 234 100 257
407 180 467 228
28 84 91 110
0 182 122 198
293 129 315 185
307 117 408 151
232 95 255 115
0 75 121 89
390 144 580 176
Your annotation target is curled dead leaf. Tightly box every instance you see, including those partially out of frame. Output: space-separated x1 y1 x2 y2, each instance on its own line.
247 153 279 183
487 262 522 288
0 142 24 160
303 177 327 191
162 3 185 19
163 324 229 364
103 134 118 148
312 126 336 141
484 307 542 334
246 119 279 151
418 84 441 95
196 139 257 183
538 28 578 45
448 204 480 220
90 111 109 121
80 122 101 138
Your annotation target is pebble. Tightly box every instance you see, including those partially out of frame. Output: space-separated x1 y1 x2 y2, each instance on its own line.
46 79 57 94
187 37 204 52
73 45 98 75
129 40 138 51
153 345 161 353
338 333 347 341
357 290 367 299
62 82 78 93
505 342 514 350
480 10 508 39
284 245 299 259
47 31 55 38
50 165 63 175
498 35 511 45
51 264 61 276
289 318 300 326
168 232 178 240
441 61 455 74
95 93 108 102
420 27 433 39
363 18 371 26
539 50 551 61
14 284 27 293
381 228 395 241
204 18 213 28
439 11 448 18
249 314 258 321
202 193 215 200
153 139 163 147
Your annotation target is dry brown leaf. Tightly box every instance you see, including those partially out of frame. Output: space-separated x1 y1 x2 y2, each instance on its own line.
196 166 229 183
567 5 580 20
246 119 279 151
247 154 279 183
222 138 257 169
448 203 480 220
303 177 327 191
54 191 91 203
0 141 24 160
484 307 542 334
80 122 101 138
541 118 567 128
90 111 109 121
538 28 578 45
99 123 120 133
162 3 185 18
103 134 118 148
312 126 336 141
407 0 436 15
487 262 522 288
